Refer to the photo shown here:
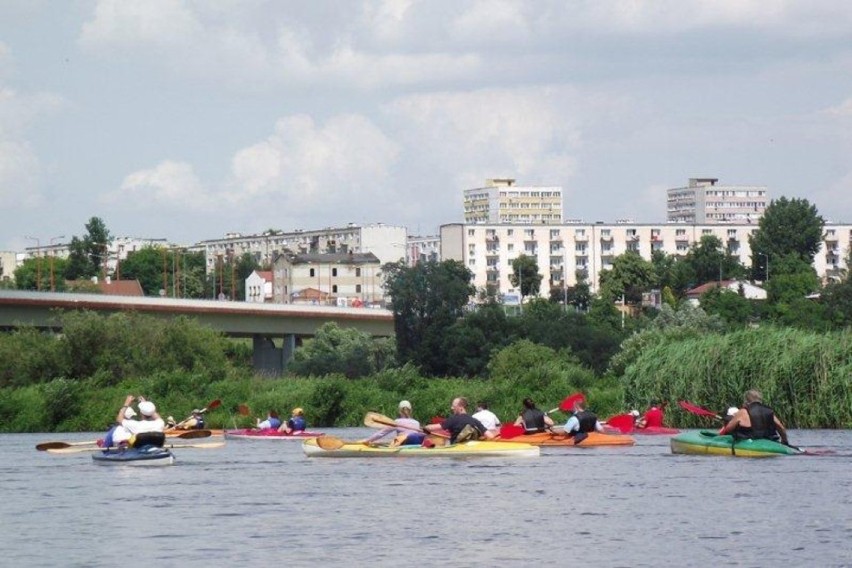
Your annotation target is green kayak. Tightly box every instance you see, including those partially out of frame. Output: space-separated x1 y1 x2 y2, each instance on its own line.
670 430 800 457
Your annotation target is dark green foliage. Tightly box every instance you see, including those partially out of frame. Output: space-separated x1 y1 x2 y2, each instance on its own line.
598 251 655 304
749 197 825 280
308 377 349 426
289 322 396 379
40 378 81 429
508 254 543 298
0 327 67 387
440 302 519 377
821 278 852 328
383 259 475 376
65 217 111 280
699 287 756 328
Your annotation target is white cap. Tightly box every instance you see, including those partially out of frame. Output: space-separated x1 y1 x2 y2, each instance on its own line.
139 401 156 417
124 406 137 419
630 409 640 417
398 400 412 410
726 407 739 416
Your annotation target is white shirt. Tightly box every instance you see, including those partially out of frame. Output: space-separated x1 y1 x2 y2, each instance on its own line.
563 415 603 433
472 409 501 431
112 425 133 444
121 417 165 434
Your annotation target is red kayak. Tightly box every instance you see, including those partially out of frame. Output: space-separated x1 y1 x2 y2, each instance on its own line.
224 428 323 440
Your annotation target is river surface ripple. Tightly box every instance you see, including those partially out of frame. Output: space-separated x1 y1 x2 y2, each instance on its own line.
1 429 850 567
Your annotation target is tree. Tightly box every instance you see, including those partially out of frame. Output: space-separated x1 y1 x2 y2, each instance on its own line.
289 322 394 379
749 197 825 280
682 235 746 285
821 278 852 328
383 260 475 376
508 254 542 299
699 287 754 327
119 247 169 296
599 251 655 304
65 217 112 280
14 257 68 291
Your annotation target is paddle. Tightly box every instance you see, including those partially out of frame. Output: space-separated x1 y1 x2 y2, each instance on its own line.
238 404 250 417
498 424 526 439
315 435 346 450
678 400 722 420
546 392 585 414
364 411 450 440
45 441 226 454
36 429 211 451
604 413 636 434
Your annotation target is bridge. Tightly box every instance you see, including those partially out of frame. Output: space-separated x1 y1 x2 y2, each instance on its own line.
0 290 394 375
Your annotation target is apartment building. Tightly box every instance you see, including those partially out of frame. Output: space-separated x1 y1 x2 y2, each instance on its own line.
23 236 170 276
667 178 768 224
271 251 383 306
0 251 17 282
441 221 852 297
195 224 408 274
464 178 563 225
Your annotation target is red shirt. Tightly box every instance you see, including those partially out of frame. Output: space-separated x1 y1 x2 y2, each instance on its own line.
642 407 664 428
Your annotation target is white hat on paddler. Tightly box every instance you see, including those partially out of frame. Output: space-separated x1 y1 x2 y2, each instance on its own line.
139 401 157 417
726 407 739 417
399 400 412 410
123 406 137 419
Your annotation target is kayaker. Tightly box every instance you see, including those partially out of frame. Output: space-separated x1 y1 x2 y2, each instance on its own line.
513 398 554 433
100 406 137 448
424 397 486 444
472 401 501 439
278 407 307 434
552 400 605 441
635 402 664 429
363 400 424 446
718 390 789 445
117 395 165 435
257 410 282 430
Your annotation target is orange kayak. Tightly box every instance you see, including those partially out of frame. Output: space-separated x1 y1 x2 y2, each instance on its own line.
165 429 224 437
494 431 634 447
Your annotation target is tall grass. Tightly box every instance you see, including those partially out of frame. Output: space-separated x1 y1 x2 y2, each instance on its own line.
621 327 852 428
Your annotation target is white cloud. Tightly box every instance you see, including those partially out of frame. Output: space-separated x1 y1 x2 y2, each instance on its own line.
821 97 852 117
227 113 399 210
105 160 212 210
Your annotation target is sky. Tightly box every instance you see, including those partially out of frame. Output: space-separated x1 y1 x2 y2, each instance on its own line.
2 0 852 252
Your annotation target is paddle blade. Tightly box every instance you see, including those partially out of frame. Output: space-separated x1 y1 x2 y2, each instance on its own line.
36 442 71 451
205 399 222 411
364 411 396 429
499 424 525 439
237 404 250 416
175 429 212 440
678 401 721 419
316 436 345 451
606 414 636 434
559 393 586 412
430 416 445 425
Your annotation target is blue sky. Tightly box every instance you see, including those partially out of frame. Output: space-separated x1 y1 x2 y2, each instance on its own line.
2 0 852 251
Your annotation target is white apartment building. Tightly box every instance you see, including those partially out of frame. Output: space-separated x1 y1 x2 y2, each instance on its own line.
464 178 563 225
668 178 768 224
441 222 852 297
271 251 383 306
245 270 273 303
195 224 408 274
0 251 17 282
23 236 170 276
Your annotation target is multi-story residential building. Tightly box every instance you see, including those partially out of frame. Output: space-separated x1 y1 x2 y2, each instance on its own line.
23 236 170 276
441 221 852 298
464 178 563 225
0 251 17 282
407 234 440 265
245 270 273 303
667 178 768 224
195 224 408 274
271 251 383 306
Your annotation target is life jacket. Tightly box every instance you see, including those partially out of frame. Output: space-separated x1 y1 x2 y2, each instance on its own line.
737 402 779 441
521 408 546 432
289 416 306 431
267 417 282 429
575 410 598 433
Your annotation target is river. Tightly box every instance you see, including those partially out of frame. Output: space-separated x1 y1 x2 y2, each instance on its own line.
1 429 850 567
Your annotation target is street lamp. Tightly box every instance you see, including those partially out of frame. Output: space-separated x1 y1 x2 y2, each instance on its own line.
25 236 41 291
49 235 64 291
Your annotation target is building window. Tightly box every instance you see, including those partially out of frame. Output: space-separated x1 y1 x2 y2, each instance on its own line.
310 268 315 277
356 268 361 277
332 268 338 277
356 284 361 293
332 285 338 293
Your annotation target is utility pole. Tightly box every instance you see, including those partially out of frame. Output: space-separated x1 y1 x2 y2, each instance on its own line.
49 235 64 291
25 236 41 291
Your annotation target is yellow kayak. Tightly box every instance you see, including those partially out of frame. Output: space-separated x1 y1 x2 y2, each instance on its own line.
302 438 540 458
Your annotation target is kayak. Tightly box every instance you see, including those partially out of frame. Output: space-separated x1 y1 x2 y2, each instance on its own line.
670 430 799 457
623 426 680 436
224 428 323 440
494 431 635 447
166 428 224 437
92 445 175 466
302 438 540 458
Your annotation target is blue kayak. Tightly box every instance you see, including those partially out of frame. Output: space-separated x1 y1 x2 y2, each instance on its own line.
92 445 175 466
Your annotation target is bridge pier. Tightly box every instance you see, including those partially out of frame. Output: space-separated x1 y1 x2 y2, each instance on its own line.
252 334 297 376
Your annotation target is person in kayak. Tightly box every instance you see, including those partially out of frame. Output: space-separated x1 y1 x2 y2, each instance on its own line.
552 400 605 441
718 390 789 444
116 395 165 437
635 401 664 429
722 406 739 425
278 407 307 434
513 398 554 433
363 400 424 446
100 406 137 447
257 410 282 430
472 401 501 439
424 397 485 444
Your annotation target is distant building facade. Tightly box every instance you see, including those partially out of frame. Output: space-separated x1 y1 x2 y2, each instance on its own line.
464 178 563 225
23 236 170 276
667 178 768 224
245 270 273 303
195 224 408 274
440 221 852 297
271 251 383 306
0 251 17 282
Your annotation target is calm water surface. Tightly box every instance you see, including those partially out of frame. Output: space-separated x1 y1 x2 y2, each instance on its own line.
1 429 850 567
